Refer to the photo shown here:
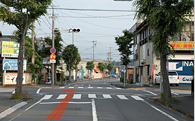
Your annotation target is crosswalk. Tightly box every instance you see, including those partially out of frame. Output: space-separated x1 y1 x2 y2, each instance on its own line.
40 94 144 101
59 86 122 90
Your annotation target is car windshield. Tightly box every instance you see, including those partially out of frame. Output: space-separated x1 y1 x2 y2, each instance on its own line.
169 72 177 75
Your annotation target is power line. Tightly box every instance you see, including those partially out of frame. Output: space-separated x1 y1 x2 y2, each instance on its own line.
48 8 135 12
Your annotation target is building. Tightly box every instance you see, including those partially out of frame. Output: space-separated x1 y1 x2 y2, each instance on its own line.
132 15 194 85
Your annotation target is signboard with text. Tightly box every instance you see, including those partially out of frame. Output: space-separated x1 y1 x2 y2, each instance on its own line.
5 73 26 85
3 59 27 71
170 41 194 51
0 41 20 57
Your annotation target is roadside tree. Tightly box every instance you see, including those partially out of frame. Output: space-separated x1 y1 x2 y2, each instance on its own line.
86 61 94 79
115 30 134 87
74 54 81 81
97 62 106 79
39 29 63 83
134 0 193 99
62 45 79 82
0 0 52 94
107 63 114 78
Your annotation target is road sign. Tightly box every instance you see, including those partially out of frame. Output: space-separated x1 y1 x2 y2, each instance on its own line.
50 48 56 53
50 59 56 63
3 59 26 71
50 53 56 60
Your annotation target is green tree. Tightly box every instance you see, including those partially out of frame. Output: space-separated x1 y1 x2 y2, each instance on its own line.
62 45 79 82
86 61 94 79
0 0 51 94
39 29 63 83
115 30 134 87
134 0 193 99
74 54 81 81
107 63 114 78
97 62 106 79
25 36 44 81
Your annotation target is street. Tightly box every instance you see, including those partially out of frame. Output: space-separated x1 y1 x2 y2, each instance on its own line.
1 79 193 121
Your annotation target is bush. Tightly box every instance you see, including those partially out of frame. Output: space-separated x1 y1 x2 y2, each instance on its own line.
36 73 44 84
10 91 32 102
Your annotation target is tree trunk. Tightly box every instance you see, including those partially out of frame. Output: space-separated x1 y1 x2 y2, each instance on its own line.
75 69 78 81
69 69 71 82
160 54 172 99
125 65 128 86
16 23 29 94
110 72 112 79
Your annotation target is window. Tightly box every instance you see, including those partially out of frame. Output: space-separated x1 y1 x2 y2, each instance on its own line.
147 65 150 75
147 49 150 56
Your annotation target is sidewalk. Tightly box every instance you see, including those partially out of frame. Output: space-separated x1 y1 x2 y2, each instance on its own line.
110 82 194 119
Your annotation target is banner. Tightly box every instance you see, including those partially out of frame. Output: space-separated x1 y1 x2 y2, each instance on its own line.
5 73 26 85
170 41 194 51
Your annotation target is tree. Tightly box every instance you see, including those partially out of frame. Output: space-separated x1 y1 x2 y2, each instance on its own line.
97 62 106 79
0 0 51 94
115 30 134 87
107 63 114 78
74 54 81 81
39 29 63 83
62 45 79 82
134 0 193 99
86 61 94 79
25 36 44 82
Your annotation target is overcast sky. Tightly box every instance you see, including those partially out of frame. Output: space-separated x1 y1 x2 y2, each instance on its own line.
0 0 137 62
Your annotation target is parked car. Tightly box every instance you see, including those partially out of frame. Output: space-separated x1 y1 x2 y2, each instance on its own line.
155 71 179 86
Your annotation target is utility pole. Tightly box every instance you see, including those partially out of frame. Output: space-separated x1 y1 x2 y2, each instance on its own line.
110 47 112 63
52 4 55 87
92 40 97 62
31 22 35 83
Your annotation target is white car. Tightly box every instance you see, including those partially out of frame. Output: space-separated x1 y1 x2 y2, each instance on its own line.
155 71 179 86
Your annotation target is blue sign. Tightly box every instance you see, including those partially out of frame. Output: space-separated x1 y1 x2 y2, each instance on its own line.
3 59 26 71
169 60 194 75
50 48 56 53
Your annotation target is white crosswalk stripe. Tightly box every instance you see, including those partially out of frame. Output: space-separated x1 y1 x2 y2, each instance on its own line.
88 94 97 98
88 87 93 89
41 94 144 101
102 94 112 99
69 87 74 89
73 94 81 99
117 95 128 100
57 94 67 99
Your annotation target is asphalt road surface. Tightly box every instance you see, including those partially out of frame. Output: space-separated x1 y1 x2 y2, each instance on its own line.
1 79 192 121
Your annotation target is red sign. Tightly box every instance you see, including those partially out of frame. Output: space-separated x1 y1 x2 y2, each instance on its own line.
50 48 56 53
50 53 56 60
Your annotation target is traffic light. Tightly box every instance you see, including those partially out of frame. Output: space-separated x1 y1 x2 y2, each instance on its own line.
69 28 80 33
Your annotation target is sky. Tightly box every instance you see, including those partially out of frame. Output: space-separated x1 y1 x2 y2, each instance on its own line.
0 0 138 62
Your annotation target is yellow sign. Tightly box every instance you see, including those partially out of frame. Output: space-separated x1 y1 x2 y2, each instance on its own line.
1 41 20 57
170 41 194 51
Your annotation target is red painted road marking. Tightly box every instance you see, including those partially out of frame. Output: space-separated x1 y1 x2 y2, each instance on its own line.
45 89 75 120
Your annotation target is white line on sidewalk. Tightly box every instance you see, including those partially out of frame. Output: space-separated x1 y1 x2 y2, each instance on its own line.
92 99 98 121
25 95 52 111
0 102 27 120
36 88 41 94
143 100 179 121
143 90 157 96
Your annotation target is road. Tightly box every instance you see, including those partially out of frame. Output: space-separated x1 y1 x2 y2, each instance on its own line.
1 79 192 121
